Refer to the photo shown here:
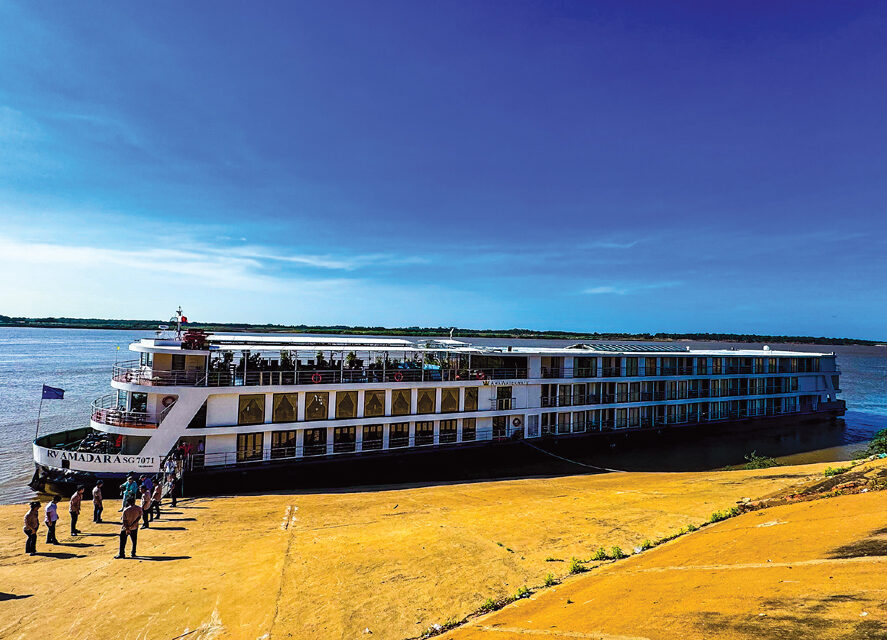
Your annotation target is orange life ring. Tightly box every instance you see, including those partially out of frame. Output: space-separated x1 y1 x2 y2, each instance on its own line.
394 372 403 382
477 371 485 380
311 373 322 384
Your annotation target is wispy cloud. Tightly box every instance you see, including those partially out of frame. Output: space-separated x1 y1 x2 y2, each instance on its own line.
220 245 430 270
582 281 681 295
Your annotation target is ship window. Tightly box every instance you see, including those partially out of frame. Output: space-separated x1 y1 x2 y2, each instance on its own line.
364 390 385 418
130 393 148 414
303 428 327 456
333 426 356 453
362 424 383 450
305 392 329 421
441 388 459 413
625 358 638 376
389 422 409 448
417 389 435 414
171 354 186 371
272 393 298 423
439 419 457 442
392 389 411 416
696 358 708 374
236 432 263 462
461 418 476 441
270 430 297 459
415 421 434 445
335 391 357 419
238 395 265 425
464 387 478 411
645 357 657 376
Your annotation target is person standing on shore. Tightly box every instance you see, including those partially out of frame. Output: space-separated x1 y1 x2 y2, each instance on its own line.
23 501 40 555
92 480 104 523
120 474 137 511
116 497 141 559
69 486 84 535
140 486 152 529
151 480 162 520
168 474 178 508
44 495 60 544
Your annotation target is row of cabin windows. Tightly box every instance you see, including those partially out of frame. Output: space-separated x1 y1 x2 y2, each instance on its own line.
572 356 819 377
236 418 477 461
540 377 800 405
237 388 479 426
538 397 803 432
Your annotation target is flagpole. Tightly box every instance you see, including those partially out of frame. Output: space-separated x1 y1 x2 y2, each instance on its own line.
35 395 44 442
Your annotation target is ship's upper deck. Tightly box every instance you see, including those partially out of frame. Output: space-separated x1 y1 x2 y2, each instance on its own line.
130 334 834 358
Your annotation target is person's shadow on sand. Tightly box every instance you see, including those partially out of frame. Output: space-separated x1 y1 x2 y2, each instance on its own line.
0 593 33 601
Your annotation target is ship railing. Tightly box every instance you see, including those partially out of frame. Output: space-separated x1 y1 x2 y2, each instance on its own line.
113 364 205 387
204 367 530 387
91 394 158 429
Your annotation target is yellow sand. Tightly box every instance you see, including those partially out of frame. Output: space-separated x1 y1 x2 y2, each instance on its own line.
0 460 878 640
445 489 887 640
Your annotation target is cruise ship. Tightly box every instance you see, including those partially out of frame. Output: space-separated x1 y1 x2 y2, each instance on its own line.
31 312 845 495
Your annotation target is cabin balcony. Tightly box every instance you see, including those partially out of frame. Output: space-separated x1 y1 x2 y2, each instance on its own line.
91 394 159 429
113 361 204 387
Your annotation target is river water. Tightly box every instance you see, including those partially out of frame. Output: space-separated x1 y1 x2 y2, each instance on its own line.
1 328 885 504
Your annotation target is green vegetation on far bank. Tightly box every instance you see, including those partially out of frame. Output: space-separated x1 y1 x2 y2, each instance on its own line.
0 315 881 345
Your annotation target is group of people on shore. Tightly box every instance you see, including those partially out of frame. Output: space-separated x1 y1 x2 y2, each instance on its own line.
22 472 179 559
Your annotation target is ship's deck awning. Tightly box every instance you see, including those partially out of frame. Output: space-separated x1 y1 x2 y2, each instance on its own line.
132 336 833 358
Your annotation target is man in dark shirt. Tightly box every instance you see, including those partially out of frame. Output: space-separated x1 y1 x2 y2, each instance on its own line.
23 501 40 555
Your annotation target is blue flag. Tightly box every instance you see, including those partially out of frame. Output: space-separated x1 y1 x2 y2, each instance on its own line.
42 385 65 400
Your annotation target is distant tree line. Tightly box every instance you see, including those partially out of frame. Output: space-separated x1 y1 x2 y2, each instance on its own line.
0 314 880 345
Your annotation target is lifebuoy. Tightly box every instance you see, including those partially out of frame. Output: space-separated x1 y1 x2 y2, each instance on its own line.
477 371 485 380
124 371 133 382
394 372 403 382
162 395 176 408
512 417 522 427
311 373 322 384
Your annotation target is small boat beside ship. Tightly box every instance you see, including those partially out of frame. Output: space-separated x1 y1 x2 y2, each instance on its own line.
30 310 845 495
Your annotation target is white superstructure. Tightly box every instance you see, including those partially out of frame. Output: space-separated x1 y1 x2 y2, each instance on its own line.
32 324 845 486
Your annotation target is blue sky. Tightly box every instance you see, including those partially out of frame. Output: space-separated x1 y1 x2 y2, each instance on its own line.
0 2 885 339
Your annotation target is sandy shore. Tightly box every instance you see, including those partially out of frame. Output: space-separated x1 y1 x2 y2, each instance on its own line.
0 461 880 639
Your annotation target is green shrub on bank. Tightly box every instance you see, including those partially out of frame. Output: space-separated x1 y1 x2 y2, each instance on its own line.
514 585 531 600
854 429 887 458
591 547 609 561
743 451 779 469
479 598 498 612
824 465 852 477
709 506 740 523
543 572 558 587
641 539 654 550
610 546 626 559
568 557 586 574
